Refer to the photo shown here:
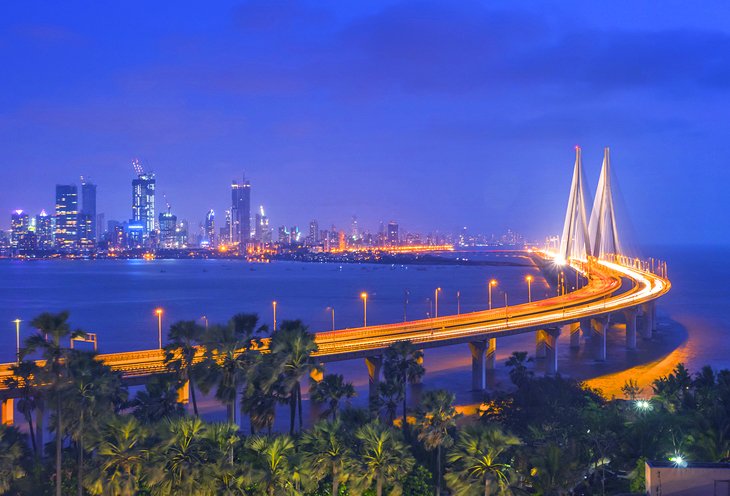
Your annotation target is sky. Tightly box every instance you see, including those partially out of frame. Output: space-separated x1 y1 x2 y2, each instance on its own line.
1 1 728 246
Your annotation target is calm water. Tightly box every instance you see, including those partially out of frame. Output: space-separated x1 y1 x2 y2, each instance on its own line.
1 246 728 423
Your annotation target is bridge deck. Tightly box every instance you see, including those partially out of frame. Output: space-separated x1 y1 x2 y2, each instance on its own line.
0 255 670 394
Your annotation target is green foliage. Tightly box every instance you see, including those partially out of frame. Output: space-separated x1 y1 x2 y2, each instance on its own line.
401 465 433 496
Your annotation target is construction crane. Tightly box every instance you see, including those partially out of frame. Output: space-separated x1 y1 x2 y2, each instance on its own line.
132 158 144 176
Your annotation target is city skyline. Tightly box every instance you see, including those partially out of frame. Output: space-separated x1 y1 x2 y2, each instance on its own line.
2 1 728 245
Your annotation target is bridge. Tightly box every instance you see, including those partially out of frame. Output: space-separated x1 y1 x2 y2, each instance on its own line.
0 147 671 424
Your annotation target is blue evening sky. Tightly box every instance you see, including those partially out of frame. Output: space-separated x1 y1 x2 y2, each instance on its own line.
1 1 728 245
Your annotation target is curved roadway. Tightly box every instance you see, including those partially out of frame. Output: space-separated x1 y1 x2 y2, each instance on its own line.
0 254 671 390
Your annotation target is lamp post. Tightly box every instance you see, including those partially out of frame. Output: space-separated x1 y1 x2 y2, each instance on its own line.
360 293 368 327
526 275 533 303
456 290 461 315
403 289 409 322
326 307 335 332
154 308 163 349
434 287 442 317
12 319 21 364
504 292 509 322
488 279 497 310
201 315 208 331
272 301 278 332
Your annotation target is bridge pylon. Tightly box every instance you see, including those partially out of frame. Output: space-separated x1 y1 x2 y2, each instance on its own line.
559 146 592 262
589 147 622 258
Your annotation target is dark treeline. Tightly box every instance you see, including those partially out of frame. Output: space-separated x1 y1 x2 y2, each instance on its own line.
1 311 729 495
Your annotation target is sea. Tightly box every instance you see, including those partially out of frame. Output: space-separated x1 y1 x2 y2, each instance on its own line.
0 246 727 425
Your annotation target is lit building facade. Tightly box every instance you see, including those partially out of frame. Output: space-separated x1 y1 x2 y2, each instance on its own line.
132 172 156 238
231 177 251 246
81 180 97 242
204 209 215 246
387 221 399 246
55 185 79 249
159 210 177 248
10 210 29 248
35 210 55 249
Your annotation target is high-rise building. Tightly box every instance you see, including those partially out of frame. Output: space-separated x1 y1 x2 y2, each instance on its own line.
158 209 177 248
81 179 97 241
78 214 95 250
387 221 399 246
10 210 30 248
350 215 359 242
205 210 216 246
231 177 251 246
254 205 271 243
132 171 156 237
308 219 320 245
36 210 54 249
55 185 79 249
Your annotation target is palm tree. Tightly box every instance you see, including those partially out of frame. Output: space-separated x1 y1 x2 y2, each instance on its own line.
353 421 415 496
85 416 147 496
164 320 205 416
445 425 521 496
0 425 27 493
4 360 42 457
199 314 264 425
241 353 282 435
300 419 353 496
505 351 533 387
64 350 127 496
416 390 460 496
310 373 356 421
145 416 215 495
377 379 404 425
269 320 319 435
205 422 245 492
383 340 425 432
244 435 297 495
130 374 185 424
529 442 582 495
23 311 84 496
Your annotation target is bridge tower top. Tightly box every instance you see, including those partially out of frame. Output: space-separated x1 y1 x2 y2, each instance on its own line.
559 146 592 262
589 147 622 258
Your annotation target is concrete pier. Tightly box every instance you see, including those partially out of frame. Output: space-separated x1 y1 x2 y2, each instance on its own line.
624 308 638 350
469 341 486 390
535 330 547 358
1 399 13 426
365 356 382 403
592 317 608 361
544 327 560 375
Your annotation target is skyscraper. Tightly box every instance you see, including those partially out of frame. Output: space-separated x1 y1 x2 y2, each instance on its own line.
387 221 399 246
10 210 29 248
205 209 216 246
55 185 79 249
158 209 177 248
308 219 320 245
231 176 251 246
81 179 97 241
36 210 54 249
132 170 156 238
254 205 271 243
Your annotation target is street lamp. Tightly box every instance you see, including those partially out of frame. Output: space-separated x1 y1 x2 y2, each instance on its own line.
488 279 497 310
360 293 368 327
272 301 278 332
525 275 533 303
154 308 163 349
201 315 209 330
12 319 21 363
434 287 442 317
326 307 335 332
456 290 461 315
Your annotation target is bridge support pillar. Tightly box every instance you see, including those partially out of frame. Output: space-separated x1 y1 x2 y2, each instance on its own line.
485 338 497 370
365 356 382 405
176 380 190 405
624 308 638 350
535 330 547 359
640 302 654 339
545 327 560 376
567 322 581 349
1 399 13 426
591 317 608 361
469 341 486 391
413 351 424 384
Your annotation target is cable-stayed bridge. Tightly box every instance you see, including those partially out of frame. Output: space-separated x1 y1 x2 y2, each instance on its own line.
0 149 671 424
